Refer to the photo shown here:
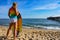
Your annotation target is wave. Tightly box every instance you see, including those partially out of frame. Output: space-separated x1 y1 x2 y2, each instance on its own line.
0 24 60 30
43 26 60 30
23 24 60 30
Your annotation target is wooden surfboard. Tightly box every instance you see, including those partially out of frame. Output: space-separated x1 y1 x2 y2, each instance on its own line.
17 13 22 32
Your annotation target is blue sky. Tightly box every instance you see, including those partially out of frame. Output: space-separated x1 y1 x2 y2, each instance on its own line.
0 0 60 18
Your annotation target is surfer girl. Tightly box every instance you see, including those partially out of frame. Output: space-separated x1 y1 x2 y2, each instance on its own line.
6 2 20 40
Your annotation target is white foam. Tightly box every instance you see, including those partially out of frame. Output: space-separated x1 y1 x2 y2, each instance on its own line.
43 26 60 30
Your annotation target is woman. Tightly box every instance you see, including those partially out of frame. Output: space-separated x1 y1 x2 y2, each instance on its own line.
6 2 19 40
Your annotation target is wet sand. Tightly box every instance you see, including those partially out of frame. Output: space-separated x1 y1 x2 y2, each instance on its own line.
0 26 60 40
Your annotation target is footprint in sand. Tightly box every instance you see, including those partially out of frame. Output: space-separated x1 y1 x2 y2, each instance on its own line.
0 36 7 40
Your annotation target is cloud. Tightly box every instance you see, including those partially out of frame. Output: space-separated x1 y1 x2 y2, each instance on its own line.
0 5 11 13
34 3 60 10
0 5 11 18
0 0 12 18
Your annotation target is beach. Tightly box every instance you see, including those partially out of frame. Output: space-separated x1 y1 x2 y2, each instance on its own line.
0 26 60 40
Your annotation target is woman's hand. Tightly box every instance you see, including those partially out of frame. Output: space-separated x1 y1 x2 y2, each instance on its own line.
16 11 19 16
17 11 19 16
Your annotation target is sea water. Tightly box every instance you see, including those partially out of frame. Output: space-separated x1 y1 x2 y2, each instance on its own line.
0 18 60 29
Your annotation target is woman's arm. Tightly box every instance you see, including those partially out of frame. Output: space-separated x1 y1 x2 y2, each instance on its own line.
15 8 19 16
8 9 10 18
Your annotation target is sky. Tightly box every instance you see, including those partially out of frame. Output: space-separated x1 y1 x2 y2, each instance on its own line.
0 0 60 19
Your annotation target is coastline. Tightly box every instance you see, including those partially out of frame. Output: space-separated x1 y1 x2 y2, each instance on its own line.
0 25 60 40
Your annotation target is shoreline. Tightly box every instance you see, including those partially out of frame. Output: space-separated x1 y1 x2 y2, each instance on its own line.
1 25 60 30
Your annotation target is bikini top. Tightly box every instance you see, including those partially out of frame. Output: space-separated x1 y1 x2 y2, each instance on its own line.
9 7 16 18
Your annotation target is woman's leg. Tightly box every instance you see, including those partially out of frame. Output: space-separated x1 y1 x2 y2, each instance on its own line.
13 22 17 40
6 23 13 37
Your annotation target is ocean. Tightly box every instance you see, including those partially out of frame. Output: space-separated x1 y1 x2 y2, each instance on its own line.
0 18 60 29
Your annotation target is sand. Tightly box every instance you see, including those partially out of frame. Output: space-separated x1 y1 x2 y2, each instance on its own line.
0 26 60 40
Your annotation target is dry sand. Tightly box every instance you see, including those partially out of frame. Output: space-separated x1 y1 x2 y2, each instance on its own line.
0 26 60 40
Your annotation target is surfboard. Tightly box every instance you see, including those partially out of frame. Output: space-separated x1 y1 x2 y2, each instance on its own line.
16 13 22 36
17 13 22 32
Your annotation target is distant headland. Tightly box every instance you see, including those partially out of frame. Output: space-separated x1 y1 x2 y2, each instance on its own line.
47 17 60 22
